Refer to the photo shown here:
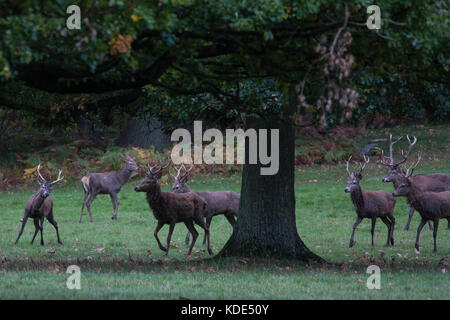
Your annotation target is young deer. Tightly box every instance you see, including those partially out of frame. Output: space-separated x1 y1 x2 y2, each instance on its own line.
15 165 64 246
171 164 239 245
345 155 396 248
393 155 450 252
381 134 450 230
134 160 213 256
80 155 138 222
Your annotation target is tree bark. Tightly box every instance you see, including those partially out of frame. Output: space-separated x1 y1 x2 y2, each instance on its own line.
219 86 323 262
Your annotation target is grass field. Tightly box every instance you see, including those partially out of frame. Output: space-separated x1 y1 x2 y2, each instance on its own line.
0 124 449 299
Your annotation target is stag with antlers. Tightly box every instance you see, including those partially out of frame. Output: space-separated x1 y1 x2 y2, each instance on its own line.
134 159 213 256
15 165 64 246
381 134 450 230
80 155 139 222
393 155 450 252
171 164 239 246
345 155 396 248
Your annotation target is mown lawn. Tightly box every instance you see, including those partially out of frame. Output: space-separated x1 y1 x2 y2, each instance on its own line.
0 124 448 299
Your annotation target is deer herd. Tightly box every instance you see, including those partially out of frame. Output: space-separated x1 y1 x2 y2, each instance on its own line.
14 134 449 256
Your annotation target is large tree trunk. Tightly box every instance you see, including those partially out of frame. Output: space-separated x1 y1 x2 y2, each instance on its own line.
219 86 323 262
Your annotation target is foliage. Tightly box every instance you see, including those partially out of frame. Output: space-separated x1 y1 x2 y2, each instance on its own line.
0 0 447 134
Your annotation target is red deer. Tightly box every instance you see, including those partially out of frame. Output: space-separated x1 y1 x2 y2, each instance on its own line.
15 165 64 246
344 155 396 248
381 134 450 230
393 155 450 252
134 160 213 257
171 164 239 245
80 155 138 222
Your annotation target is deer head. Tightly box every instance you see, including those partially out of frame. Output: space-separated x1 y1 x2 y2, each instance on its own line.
381 134 417 183
392 154 422 197
344 155 369 193
171 163 193 194
123 155 139 172
134 159 171 192
36 164 64 198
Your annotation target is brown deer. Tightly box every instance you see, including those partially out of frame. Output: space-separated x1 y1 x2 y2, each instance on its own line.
134 160 213 256
345 155 396 248
80 155 138 222
381 134 450 230
393 155 450 252
15 165 64 246
171 164 239 245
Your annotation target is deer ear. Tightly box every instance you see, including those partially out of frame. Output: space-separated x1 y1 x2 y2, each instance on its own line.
357 173 363 180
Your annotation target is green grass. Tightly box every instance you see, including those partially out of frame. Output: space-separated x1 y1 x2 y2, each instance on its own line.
0 124 449 299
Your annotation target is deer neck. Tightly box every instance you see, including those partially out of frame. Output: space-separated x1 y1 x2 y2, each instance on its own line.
31 191 46 210
117 167 132 186
350 185 365 211
406 183 421 208
145 183 164 211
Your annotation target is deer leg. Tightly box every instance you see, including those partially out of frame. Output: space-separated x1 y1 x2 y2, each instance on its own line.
86 191 97 222
404 207 415 231
194 216 213 255
380 217 392 246
370 217 377 247
415 218 427 252
15 214 29 245
202 216 213 246
31 219 40 244
110 193 119 220
80 190 89 223
432 218 439 252
184 221 198 256
349 216 363 248
165 223 175 257
154 221 167 253
225 212 236 228
47 214 62 245
39 216 45 246
388 215 395 245
185 232 191 245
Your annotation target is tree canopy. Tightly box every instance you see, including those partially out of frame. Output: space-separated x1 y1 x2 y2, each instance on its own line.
1 0 448 127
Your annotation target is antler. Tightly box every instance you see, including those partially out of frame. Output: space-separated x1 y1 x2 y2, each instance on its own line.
36 164 46 183
49 169 64 185
357 154 370 174
124 154 135 163
170 165 184 179
395 135 417 167
404 154 421 177
147 159 172 175
346 155 369 176
345 156 352 177
380 134 403 167
180 163 193 181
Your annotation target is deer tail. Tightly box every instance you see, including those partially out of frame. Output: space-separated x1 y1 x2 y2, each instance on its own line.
81 175 90 193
